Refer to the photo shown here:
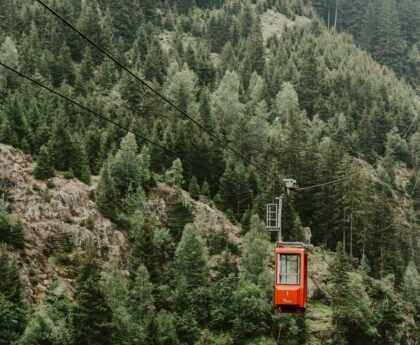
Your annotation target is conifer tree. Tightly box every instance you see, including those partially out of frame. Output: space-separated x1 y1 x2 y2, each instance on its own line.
0 204 11 245
17 287 72 345
110 133 142 197
0 94 28 150
174 223 209 288
189 176 200 200
33 145 55 180
0 36 19 90
165 158 184 188
144 39 167 85
128 265 154 326
72 245 113 345
69 134 91 185
240 215 271 286
166 192 194 243
80 48 95 82
201 180 211 199
96 160 117 220
0 247 27 344
9 220 24 251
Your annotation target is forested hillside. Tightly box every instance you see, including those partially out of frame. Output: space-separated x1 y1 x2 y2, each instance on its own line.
311 0 420 89
0 0 419 344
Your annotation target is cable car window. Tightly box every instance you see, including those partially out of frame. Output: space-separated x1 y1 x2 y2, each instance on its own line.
278 254 300 285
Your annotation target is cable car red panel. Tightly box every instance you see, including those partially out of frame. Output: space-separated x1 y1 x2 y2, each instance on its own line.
274 246 307 314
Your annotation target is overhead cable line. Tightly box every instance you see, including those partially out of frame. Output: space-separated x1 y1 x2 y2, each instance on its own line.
35 0 280 184
0 62 253 193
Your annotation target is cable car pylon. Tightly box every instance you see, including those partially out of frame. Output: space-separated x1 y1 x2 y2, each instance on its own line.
267 179 312 315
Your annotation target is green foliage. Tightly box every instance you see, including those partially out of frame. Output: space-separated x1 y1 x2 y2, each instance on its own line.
165 158 185 188
175 223 209 288
0 292 23 345
240 215 271 286
0 1 419 344
0 246 27 344
96 160 118 220
72 246 113 345
110 133 146 197
189 175 200 200
166 192 194 242
17 295 72 345
33 145 55 180
0 205 25 249
69 134 91 184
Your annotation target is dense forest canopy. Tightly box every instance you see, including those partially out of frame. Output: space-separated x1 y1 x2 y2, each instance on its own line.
0 0 419 344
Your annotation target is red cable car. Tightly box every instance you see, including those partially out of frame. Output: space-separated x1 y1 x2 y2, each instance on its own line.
274 243 308 314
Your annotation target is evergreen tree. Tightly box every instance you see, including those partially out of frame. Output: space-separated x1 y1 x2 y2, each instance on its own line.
80 48 95 82
0 36 19 90
240 215 271 287
144 39 167 85
201 179 211 199
0 247 27 344
33 145 55 180
329 243 376 344
69 134 91 184
174 223 209 288
189 176 200 200
96 160 117 220
72 245 113 345
17 291 72 345
402 261 420 319
127 265 154 330
165 158 185 188
9 220 25 251
166 191 194 243
110 133 142 197
0 94 28 151
0 205 11 245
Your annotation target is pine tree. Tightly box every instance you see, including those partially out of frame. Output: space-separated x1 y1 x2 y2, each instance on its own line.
69 134 91 184
96 160 117 220
240 215 271 286
128 265 154 325
0 36 19 90
49 116 73 172
80 48 95 82
166 192 194 243
72 246 113 345
165 158 184 188
144 39 167 85
110 133 142 197
0 205 11 245
201 179 211 199
17 291 72 345
33 145 55 180
0 94 28 150
189 176 200 200
174 223 209 288
0 247 27 344
9 220 24 251
329 243 376 344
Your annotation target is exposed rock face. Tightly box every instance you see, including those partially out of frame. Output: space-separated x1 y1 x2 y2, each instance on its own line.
0 145 129 303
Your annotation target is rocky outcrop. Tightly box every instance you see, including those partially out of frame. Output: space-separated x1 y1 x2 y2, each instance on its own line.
0 145 129 303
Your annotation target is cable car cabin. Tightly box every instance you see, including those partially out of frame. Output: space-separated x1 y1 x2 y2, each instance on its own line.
274 244 308 314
